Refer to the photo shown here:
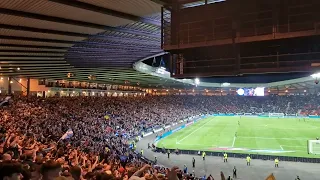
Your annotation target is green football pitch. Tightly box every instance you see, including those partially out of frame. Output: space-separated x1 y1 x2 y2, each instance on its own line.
156 116 320 158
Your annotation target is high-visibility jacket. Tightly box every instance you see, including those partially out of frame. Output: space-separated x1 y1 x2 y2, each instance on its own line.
141 150 144 155
202 152 206 157
275 158 279 164
246 156 251 162
224 153 228 159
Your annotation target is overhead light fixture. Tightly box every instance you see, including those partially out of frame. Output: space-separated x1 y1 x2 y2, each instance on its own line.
194 78 200 86
10 80 13 84
311 73 320 78
17 67 20 71
222 82 230 87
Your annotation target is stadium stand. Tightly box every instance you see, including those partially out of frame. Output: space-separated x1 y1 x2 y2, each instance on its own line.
1 95 320 179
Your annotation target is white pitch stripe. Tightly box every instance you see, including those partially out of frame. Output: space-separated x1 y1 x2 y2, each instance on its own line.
280 145 305 148
237 136 309 140
176 119 212 144
232 136 236 147
280 145 284 150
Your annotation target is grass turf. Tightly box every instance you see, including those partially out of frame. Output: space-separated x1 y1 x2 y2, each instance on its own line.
156 116 320 158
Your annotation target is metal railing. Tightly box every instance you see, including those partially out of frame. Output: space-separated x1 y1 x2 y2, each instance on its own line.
154 148 320 163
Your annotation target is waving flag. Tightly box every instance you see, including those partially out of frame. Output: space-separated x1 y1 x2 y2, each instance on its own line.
60 129 73 140
265 173 276 180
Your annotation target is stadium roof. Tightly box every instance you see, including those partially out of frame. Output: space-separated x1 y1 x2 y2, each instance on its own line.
0 0 319 92
0 0 179 87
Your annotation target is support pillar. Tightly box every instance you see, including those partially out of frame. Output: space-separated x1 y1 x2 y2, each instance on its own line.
8 77 12 95
27 78 30 96
42 91 46 97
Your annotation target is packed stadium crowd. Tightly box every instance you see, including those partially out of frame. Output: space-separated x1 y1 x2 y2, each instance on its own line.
0 95 318 180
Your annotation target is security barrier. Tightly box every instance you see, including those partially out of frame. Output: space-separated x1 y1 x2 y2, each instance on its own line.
153 148 320 163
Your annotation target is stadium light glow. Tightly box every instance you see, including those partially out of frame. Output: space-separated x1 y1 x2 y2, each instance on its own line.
304 90 307 92
194 78 200 86
237 88 245 95
311 73 320 78
222 82 230 87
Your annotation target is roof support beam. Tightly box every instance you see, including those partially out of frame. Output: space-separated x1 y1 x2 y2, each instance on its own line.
0 44 68 50
95 34 160 42
69 46 161 51
74 41 160 49
0 24 88 37
93 36 159 46
0 8 159 38
0 55 63 58
149 0 168 6
0 35 74 44
0 50 66 54
49 0 161 26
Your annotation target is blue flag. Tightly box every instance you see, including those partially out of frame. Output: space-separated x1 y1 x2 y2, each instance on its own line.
60 129 73 140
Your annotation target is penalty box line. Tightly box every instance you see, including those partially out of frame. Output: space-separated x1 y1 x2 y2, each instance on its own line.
176 119 213 144
236 136 309 140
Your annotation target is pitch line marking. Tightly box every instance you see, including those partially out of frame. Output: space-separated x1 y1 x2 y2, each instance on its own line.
176 119 212 144
232 136 236 147
280 145 284 150
237 136 309 140
280 145 305 148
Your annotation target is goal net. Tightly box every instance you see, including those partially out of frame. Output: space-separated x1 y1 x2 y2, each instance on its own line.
268 113 285 118
308 140 320 154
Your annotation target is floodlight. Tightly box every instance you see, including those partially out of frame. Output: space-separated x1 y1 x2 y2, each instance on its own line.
194 78 200 85
222 82 230 87
311 73 320 78
237 88 244 95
